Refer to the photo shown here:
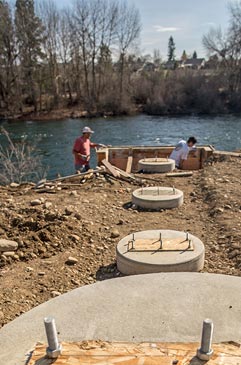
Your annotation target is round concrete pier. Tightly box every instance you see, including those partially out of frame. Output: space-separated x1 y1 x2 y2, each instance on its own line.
1 273 241 365
116 230 204 275
132 186 183 210
138 158 175 173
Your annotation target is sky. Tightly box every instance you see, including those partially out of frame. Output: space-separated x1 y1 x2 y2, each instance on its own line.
57 0 233 60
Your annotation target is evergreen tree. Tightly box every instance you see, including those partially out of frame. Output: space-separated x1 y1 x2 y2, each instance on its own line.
167 36 175 61
193 50 197 59
181 50 187 61
15 0 45 111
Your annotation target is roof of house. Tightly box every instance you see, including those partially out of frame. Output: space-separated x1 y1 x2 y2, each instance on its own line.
183 58 205 66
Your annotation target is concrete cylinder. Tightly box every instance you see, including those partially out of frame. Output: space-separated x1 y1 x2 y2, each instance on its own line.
138 158 175 173
132 187 183 210
116 230 205 275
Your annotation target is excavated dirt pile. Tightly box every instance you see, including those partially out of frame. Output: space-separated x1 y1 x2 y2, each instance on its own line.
0 156 241 327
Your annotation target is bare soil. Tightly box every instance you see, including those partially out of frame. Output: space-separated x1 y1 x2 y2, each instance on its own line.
0 156 241 328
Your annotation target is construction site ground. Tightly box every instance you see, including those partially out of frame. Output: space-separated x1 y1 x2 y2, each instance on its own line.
0 155 241 328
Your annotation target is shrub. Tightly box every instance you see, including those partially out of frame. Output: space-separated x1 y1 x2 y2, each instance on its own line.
0 127 47 185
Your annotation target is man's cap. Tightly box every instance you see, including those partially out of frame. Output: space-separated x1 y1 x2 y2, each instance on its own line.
82 126 94 134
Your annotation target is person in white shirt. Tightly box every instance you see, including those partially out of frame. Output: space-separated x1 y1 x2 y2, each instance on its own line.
170 136 197 169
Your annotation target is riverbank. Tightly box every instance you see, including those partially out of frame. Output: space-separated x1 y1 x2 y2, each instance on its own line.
0 155 241 327
2 105 241 122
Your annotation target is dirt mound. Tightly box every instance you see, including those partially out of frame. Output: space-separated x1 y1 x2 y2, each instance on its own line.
0 157 241 327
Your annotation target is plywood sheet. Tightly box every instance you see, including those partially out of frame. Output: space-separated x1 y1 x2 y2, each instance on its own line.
126 237 194 252
28 341 241 365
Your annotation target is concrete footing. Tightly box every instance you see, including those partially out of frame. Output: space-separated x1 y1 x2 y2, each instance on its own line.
1 273 241 365
116 230 205 275
138 158 175 173
132 187 183 210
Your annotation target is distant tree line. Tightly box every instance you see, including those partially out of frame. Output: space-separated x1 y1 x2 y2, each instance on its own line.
0 0 140 117
1 0 241 118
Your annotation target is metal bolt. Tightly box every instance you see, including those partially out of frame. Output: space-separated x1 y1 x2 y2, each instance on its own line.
44 317 62 359
159 233 163 249
173 186 175 195
188 239 191 249
196 319 214 361
131 234 135 249
186 232 189 241
127 241 130 251
157 187 160 195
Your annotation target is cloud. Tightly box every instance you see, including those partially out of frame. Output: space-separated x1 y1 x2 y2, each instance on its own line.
153 25 180 32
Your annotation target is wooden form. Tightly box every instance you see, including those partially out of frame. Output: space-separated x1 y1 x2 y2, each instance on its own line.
28 340 241 365
97 145 214 172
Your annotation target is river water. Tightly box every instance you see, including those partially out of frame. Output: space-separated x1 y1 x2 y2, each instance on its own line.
1 114 241 179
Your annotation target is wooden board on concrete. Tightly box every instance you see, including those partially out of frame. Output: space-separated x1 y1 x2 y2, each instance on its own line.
126 237 194 252
28 341 241 365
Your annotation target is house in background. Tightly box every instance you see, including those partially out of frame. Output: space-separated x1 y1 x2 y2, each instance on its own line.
163 60 182 70
162 58 206 70
181 58 206 69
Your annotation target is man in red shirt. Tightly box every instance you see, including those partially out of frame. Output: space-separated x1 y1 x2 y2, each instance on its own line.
72 126 105 172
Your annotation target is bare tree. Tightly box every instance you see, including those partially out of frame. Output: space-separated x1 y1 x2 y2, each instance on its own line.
0 1 18 114
38 0 60 106
116 1 141 105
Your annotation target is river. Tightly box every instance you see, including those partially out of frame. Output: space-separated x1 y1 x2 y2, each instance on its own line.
1 114 241 179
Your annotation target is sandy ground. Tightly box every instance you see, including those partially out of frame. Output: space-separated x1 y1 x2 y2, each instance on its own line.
0 156 241 328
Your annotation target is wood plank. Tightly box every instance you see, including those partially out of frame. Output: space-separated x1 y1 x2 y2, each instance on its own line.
166 172 193 177
101 159 120 178
28 341 241 365
126 156 133 174
114 166 136 180
214 150 241 157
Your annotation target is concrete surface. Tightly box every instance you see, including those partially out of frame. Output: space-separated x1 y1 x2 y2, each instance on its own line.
138 158 175 173
132 187 183 210
1 273 241 364
116 230 205 275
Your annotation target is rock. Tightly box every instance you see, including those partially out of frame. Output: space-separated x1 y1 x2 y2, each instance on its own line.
30 199 42 206
111 229 120 238
74 212 81 220
0 239 18 252
69 234 80 242
3 251 15 257
65 207 73 215
26 266 34 272
38 271 45 276
0 310 4 321
224 204 232 210
9 182 20 188
43 202 52 209
51 291 61 298
70 190 78 197
65 256 78 265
